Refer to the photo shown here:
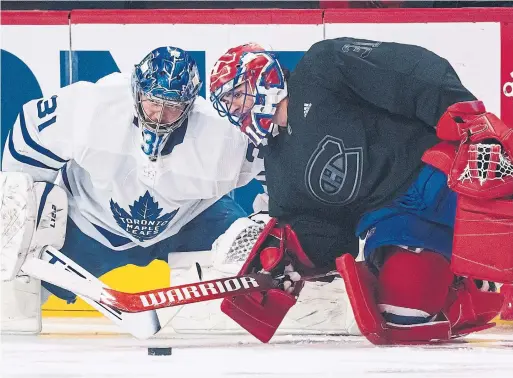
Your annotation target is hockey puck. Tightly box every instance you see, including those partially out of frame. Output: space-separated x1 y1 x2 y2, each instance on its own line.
147 347 172 356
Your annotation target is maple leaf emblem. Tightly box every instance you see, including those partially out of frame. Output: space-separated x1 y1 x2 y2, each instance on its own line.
110 191 178 242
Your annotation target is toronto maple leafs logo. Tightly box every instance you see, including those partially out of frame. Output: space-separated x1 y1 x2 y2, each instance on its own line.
110 191 178 242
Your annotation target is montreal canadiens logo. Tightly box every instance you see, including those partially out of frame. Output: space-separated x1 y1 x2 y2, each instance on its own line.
110 191 178 242
305 135 363 205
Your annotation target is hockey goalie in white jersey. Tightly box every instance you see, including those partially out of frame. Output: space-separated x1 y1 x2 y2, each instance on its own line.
1 46 266 335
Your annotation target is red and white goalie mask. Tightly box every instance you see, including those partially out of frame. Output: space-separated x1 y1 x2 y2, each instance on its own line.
209 43 288 145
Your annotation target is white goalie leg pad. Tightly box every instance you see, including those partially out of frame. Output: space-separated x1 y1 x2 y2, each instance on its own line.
165 253 360 335
162 217 267 333
164 216 360 335
1 276 42 334
30 181 68 252
286 278 360 335
1 172 37 281
160 251 223 333
164 249 264 334
1 173 68 334
1 172 39 334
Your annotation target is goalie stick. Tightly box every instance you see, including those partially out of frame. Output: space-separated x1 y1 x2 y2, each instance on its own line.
30 246 162 339
22 245 338 314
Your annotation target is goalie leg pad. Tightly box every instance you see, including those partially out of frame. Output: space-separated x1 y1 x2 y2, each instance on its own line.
1 173 67 335
443 277 503 337
1 276 41 334
1 172 37 281
31 182 68 252
336 253 452 345
451 195 513 283
377 248 453 325
337 248 502 345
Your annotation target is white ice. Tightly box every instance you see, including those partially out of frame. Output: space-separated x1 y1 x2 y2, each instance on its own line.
1 318 512 378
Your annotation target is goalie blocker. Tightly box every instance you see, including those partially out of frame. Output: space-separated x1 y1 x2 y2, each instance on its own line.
1 172 68 334
221 218 318 343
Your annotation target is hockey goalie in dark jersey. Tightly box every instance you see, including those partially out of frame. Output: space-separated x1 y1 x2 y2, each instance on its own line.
208 38 513 345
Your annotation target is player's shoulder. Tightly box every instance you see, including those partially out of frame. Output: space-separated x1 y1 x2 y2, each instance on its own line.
180 97 249 164
306 37 435 59
68 73 132 119
73 72 132 104
296 39 346 75
189 96 223 121
23 72 132 119
188 97 247 142
43 72 130 101
40 73 133 142
303 38 351 59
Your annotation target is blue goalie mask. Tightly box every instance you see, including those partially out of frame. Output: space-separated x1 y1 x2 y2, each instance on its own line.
132 46 202 160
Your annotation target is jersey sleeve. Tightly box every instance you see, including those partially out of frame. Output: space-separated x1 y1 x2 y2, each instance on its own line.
311 38 477 126
2 86 80 182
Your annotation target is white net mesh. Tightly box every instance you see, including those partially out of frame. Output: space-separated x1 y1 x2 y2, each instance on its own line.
458 143 513 185
222 223 265 265
211 217 268 276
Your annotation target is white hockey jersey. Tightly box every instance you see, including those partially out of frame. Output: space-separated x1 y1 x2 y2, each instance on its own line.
2 73 264 250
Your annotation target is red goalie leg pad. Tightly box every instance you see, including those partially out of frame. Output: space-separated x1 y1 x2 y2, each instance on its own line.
499 284 513 320
336 253 452 345
452 195 513 283
443 278 503 337
377 249 454 324
335 254 387 345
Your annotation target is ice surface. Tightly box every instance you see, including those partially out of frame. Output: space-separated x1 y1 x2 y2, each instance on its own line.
1 318 512 378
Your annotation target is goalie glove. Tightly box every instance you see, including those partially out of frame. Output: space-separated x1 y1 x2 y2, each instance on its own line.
431 100 513 199
422 102 513 283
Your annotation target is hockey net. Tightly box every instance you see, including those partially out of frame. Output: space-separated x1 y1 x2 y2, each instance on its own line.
458 144 513 185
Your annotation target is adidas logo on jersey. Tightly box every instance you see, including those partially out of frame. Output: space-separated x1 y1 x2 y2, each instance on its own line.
304 103 312 118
